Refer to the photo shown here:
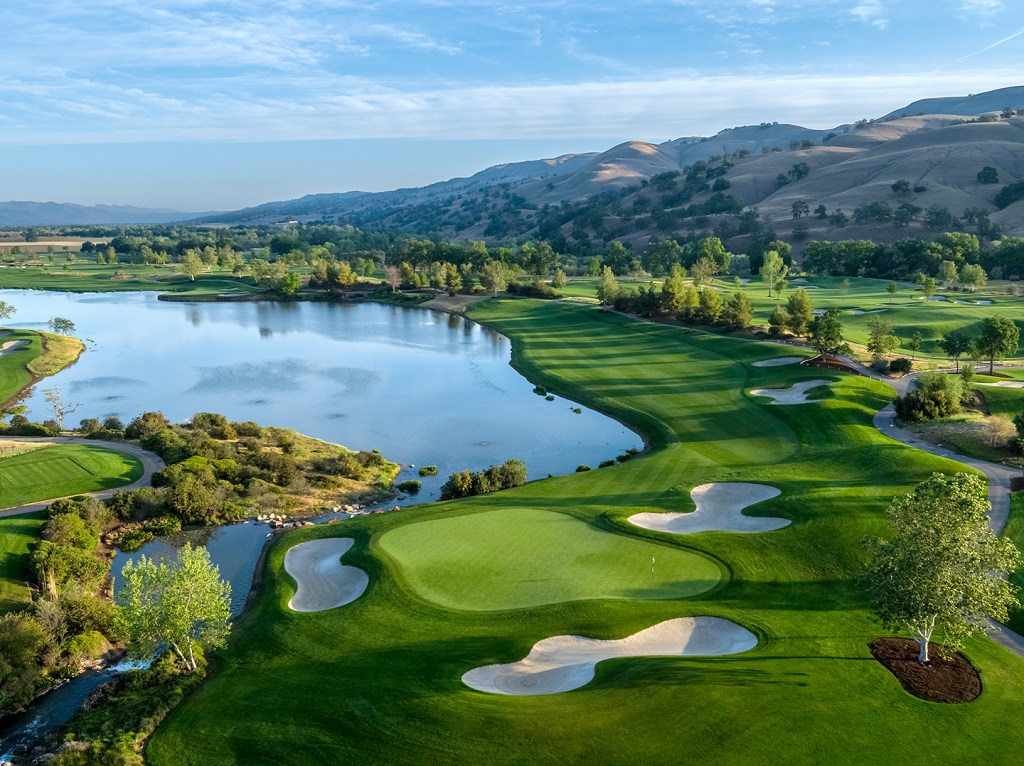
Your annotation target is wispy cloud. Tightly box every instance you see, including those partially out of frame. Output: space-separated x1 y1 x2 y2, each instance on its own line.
961 0 1003 17
851 1 888 29
3 68 1020 145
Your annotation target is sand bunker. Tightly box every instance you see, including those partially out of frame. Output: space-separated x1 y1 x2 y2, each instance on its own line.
751 379 831 404
0 340 28 358
284 538 368 612
850 309 887 315
628 482 787 534
752 356 802 367
462 617 757 696
979 381 1024 388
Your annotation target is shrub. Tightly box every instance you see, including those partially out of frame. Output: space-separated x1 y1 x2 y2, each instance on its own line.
397 480 421 494
575 465 591 472
598 459 616 468
418 465 438 476
888 357 913 374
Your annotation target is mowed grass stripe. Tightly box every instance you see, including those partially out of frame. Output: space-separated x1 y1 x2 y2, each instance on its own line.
0 444 144 508
0 511 45 613
149 299 1024 766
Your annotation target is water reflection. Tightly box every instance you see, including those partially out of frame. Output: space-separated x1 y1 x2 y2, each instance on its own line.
4 290 640 500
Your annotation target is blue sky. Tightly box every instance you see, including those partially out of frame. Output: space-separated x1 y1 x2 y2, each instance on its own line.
1 0 1022 210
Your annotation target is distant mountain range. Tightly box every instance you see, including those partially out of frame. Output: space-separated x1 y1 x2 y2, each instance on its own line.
5 86 1024 247
0 201 212 226
192 85 1024 248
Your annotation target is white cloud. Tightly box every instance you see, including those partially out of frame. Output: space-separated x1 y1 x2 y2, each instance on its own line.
851 0 887 28
961 0 1003 17
4 68 1021 145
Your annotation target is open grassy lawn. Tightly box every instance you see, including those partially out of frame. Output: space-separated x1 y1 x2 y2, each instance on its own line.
1004 493 1024 634
560 274 1024 362
0 444 143 508
0 328 42 403
147 298 1024 766
377 507 723 610
0 262 266 294
0 511 45 614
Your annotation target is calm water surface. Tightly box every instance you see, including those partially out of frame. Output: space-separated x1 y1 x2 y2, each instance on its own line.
4 290 639 496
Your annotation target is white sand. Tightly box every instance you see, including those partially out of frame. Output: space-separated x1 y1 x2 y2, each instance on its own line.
850 309 887 315
284 538 368 612
977 300 993 305
750 379 831 404
752 356 802 368
0 340 28 358
628 482 787 534
978 381 1024 388
462 617 757 696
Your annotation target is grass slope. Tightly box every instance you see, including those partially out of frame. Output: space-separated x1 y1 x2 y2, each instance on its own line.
0 328 43 404
0 444 143 508
0 511 45 613
148 299 1024 766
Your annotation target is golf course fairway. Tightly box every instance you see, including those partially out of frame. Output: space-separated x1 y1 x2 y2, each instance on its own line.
378 507 722 610
146 299 1024 766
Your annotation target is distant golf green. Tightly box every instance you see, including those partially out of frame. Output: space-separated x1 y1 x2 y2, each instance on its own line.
378 507 721 610
0 444 143 508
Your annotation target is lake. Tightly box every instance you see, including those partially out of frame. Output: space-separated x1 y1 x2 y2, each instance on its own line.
1 289 641 758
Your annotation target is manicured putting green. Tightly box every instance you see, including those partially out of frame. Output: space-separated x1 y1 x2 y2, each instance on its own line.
377 507 721 611
0 444 143 508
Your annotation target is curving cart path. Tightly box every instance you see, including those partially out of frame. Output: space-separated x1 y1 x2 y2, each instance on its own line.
0 436 164 518
830 357 1024 655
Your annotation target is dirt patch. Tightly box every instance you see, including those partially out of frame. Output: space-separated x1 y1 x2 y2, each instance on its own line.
419 294 491 314
869 638 980 703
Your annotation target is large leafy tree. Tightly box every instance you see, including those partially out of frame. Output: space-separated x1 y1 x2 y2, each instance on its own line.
862 473 1019 664
866 315 900 358
807 309 850 358
0 301 14 323
939 330 972 372
785 289 813 336
596 266 620 307
115 544 231 671
759 250 788 297
974 316 1020 373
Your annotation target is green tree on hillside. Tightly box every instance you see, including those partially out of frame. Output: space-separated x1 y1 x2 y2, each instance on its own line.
785 289 813 336
689 256 718 291
977 166 1000 184
480 261 510 297
959 263 987 292
862 473 1019 664
866 316 900 358
724 292 753 330
596 266 620 307
179 251 204 282
939 331 973 372
974 316 1020 373
0 301 14 323
759 250 788 298
808 309 849 358
115 544 231 672
907 331 922 360
660 265 687 314
886 283 898 304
